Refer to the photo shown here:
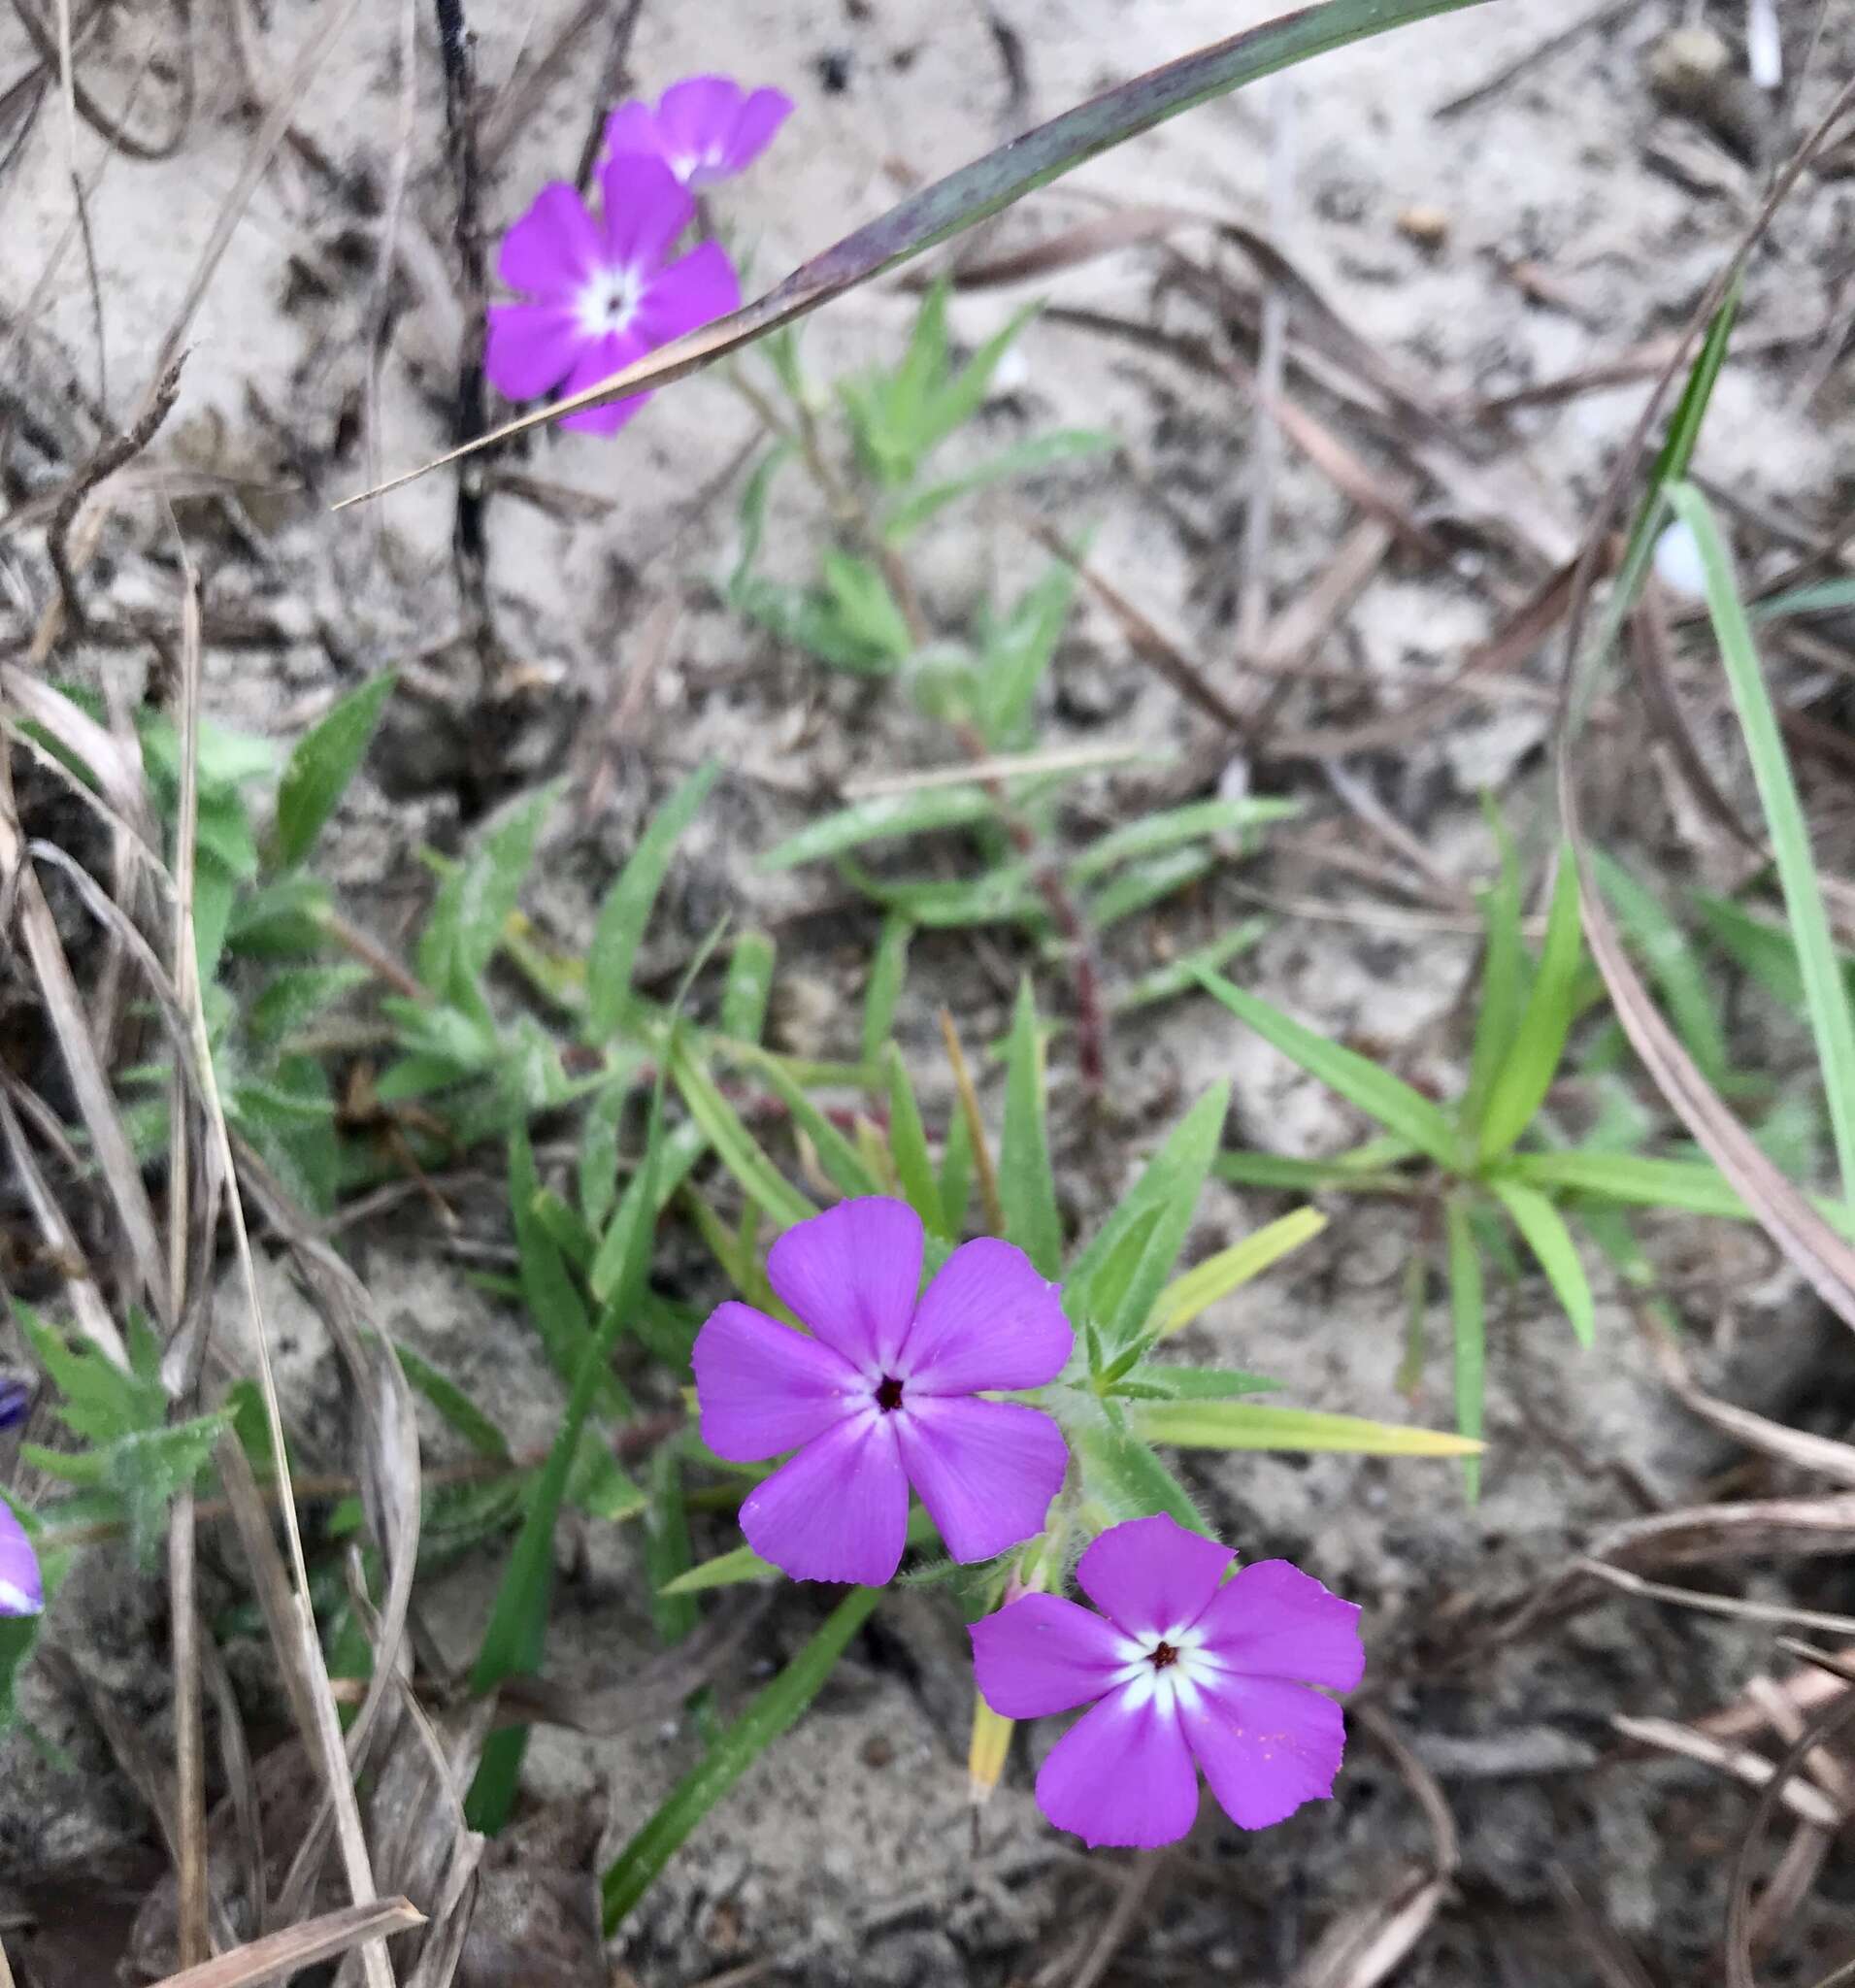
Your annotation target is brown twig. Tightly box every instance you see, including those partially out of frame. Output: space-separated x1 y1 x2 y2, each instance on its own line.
570 0 645 191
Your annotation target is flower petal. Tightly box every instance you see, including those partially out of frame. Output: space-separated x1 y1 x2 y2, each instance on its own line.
602 99 668 168
635 240 740 348
970 1594 1127 1718
1036 1682 1200 1848
1180 1673 1346 1830
497 182 604 297
692 1301 865 1462
1076 1513 1233 1641
596 153 694 271
740 1411 909 1584
897 1237 1072 1394
1195 1559 1365 1692
484 303 583 403
0 1505 43 1618
893 1395 1067 1563
557 327 649 435
713 86 792 178
767 1197 923 1371
654 75 747 170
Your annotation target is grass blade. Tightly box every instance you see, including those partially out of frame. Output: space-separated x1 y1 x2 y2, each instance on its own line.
340 0 1495 505
1444 1198 1484 1500
1477 851 1582 1161
861 914 912 1070
884 1044 947 1236
1192 965 1460 1167
1000 979 1062 1274
271 670 395 870
760 785 997 872
601 1585 881 1930
1460 809 1524 1136
585 762 719 1042
1669 480 1855 1214
1131 1400 1480 1456
669 1038 816 1232
1147 1207 1328 1337
1489 1177 1595 1349
1594 852 1730 1088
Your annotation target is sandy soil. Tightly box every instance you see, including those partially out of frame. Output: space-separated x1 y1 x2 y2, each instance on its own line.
5 0 1855 1982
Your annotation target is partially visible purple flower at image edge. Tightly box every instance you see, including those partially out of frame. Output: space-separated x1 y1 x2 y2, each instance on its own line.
0 1502 43 1619
483 152 740 436
692 1197 1074 1586
604 75 793 188
0 1375 28 1430
971 1512 1363 1849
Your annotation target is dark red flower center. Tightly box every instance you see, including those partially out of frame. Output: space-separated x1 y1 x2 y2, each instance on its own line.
1147 1640 1180 1671
874 1375 905 1413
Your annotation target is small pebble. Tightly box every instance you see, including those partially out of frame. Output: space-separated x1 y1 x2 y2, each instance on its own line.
1395 203 1450 250
1645 27 1730 114
1653 519 1708 601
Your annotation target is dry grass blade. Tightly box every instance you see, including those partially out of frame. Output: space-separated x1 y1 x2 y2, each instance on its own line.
1549 1868 1658 1988
140 1898 424 1988
0 1084 128 1366
336 0 1494 508
1613 1715 1841 1828
1647 1330 1855 1486
1579 1561 1855 1640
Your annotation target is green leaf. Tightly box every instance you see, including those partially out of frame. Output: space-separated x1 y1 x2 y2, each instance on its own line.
670 1039 816 1232
977 560 1079 747
1192 966 1460 1168
1096 1086 1231 1347
225 875 331 959
1500 1147 1751 1219
600 1583 881 1930
565 1427 646 1521
1147 1206 1327 1338
1461 807 1524 1136
939 1100 974 1235
861 915 912 1070
1595 851 1730 1088
1077 1422 1209 1532
760 786 997 872
419 784 558 998
1000 979 1062 1275
248 964 371 1045
17 1307 164 1445
578 1079 629 1235
1068 798 1296 887
645 1447 698 1644
1477 851 1583 1162
1693 892 1811 1011
1117 919 1269 1014
393 1342 511 1461
720 931 778 1045
1118 1366 1278 1401
273 670 395 869
1445 1198 1484 1500
1488 1178 1595 1350
660 1541 780 1595
467 1085 664 1834
1131 1399 1482 1456
585 762 720 1042
1084 847 1216 934
884 1044 946 1236
1671 480 1855 1214
882 429 1116 541
735 1049 878 1201
837 856 1043 931
508 1129 627 1420
820 550 914 663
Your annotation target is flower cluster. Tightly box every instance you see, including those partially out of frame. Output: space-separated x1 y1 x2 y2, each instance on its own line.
692 1197 1363 1848
486 75 790 435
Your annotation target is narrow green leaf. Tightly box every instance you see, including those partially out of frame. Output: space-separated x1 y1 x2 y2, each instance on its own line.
1083 847 1216 934
1444 1198 1484 1500
1119 1366 1278 1400
578 1079 629 1235
882 429 1115 541
1671 480 1855 1215
247 964 371 1045
1068 798 1296 887
720 931 777 1044
1132 1399 1482 1456
1213 1148 1415 1194
1595 850 1729 1089
1461 808 1524 1135
659 1541 778 1596
1101 1086 1230 1344
939 1098 974 1235
272 670 395 869
1117 919 1269 1014
761 786 996 873
1000 979 1062 1275
1501 1147 1750 1219
418 784 557 996
670 1040 816 1232
736 1049 878 1201
1147 1207 1327 1337
508 1129 625 1419
1692 892 1811 1011
1489 1177 1595 1350
1192 966 1460 1168
1477 852 1583 1161
601 1585 881 1930
393 1342 511 1461
645 1447 698 1644
884 1044 946 1235
1077 1423 1209 1532
585 762 720 1041
861 914 912 1070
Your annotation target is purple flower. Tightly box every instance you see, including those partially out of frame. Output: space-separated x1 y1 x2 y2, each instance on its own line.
0 1376 27 1430
604 76 793 189
693 1198 1073 1585
970 1513 1363 1849
0 1503 42 1618
484 154 740 436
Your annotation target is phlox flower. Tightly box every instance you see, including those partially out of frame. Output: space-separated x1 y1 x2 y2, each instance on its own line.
0 1503 42 1618
0 1376 27 1429
970 1513 1363 1848
604 75 792 188
693 1197 1073 1585
484 154 739 436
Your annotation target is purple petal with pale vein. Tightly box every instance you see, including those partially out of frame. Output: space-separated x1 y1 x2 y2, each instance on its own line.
596 154 693 270
893 1395 1066 1564
1195 1559 1365 1692
898 1237 1071 1394
740 1411 908 1584
1076 1512 1233 1641
654 75 747 168
713 86 793 178
557 327 649 434
635 240 740 348
1035 1684 1199 1848
0 1505 42 1617
1180 1673 1346 1830
484 303 582 402
497 182 604 297
969 1594 1126 1718
692 1301 864 1462
602 100 667 169
767 1197 923 1371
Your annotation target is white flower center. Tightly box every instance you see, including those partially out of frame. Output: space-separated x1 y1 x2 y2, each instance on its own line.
1109 1621 1213 1713
578 264 644 338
